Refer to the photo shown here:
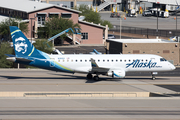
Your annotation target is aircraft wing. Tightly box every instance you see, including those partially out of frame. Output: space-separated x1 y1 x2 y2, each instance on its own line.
90 58 109 73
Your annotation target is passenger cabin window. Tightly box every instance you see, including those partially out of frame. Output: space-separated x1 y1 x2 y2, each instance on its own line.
160 58 167 62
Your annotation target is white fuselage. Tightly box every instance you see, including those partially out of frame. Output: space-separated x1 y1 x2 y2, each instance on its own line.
48 54 175 73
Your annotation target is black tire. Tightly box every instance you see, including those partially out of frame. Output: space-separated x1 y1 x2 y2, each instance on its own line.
93 76 99 81
87 73 93 79
152 76 155 80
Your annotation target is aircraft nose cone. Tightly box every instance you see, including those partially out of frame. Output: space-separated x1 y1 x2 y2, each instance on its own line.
171 64 176 70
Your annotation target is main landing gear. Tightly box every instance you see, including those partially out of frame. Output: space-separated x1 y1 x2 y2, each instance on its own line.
87 73 93 79
152 75 156 80
86 73 99 80
151 72 158 80
93 76 99 81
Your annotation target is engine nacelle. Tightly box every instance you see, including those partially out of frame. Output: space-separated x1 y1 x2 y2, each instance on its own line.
107 70 126 78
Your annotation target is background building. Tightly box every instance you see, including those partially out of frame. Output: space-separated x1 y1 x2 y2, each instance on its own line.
106 39 180 65
0 0 107 45
30 0 180 12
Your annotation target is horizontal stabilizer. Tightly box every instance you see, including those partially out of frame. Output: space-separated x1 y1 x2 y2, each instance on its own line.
5 54 15 57
16 57 33 62
7 57 33 63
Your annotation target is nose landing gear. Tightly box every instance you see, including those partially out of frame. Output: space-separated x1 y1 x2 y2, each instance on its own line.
151 72 158 80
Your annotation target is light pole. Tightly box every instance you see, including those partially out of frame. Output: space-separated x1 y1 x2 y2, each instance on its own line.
15 19 29 28
119 13 125 39
156 2 159 39
30 18 35 43
175 0 179 36
120 17 121 39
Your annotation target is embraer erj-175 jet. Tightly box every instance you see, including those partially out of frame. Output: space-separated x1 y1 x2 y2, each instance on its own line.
6 26 176 80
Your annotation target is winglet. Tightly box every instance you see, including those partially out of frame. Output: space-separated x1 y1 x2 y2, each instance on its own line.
93 49 101 54
91 58 99 68
176 0 180 10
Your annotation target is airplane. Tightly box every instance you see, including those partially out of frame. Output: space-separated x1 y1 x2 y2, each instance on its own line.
6 26 176 80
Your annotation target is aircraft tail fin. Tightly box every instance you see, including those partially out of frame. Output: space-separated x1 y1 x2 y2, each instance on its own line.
9 26 46 59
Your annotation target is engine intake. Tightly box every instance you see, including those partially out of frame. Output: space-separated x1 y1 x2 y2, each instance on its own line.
107 70 126 78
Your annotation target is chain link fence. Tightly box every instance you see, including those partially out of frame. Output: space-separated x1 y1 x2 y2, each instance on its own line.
110 25 180 38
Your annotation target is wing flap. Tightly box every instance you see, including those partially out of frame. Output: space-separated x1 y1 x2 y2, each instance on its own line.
91 58 109 73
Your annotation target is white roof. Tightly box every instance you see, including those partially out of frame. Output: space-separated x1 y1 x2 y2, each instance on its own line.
140 0 180 5
107 39 178 43
0 15 9 22
79 20 106 29
0 0 81 13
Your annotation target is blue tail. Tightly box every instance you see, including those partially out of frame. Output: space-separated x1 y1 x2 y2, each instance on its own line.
10 26 46 59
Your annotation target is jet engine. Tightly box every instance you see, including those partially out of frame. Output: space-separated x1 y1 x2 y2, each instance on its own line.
107 70 126 78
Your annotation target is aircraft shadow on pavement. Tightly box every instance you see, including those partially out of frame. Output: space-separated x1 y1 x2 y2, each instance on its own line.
0 74 169 83
48 73 122 83
0 75 84 80
0 74 121 83
123 77 170 80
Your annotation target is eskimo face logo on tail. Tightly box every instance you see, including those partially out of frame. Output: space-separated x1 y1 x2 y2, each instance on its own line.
14 37 28 54
126 59 162 69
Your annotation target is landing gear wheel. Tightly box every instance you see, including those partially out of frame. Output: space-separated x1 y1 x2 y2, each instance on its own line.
152 76 156 80
93 76 99 81
87 73 93 79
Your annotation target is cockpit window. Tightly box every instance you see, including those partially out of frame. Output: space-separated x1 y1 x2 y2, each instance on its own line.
160 58 167 62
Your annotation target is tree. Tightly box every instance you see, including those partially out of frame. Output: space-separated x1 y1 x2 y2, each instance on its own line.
75 4 113 29
100 20 113 29
38 17 80 45
0 18 28 41
0 42 13 68
33 39 53 54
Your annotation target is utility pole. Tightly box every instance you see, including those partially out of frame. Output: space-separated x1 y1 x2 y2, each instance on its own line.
176 9 177 36
156 1 159 39
30 18 35 43
175 0 179 36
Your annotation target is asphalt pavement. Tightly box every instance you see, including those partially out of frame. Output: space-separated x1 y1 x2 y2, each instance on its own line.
99 12 180 30
0 69 180 119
